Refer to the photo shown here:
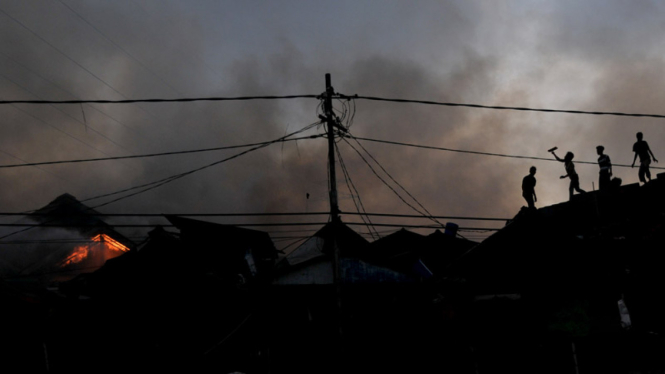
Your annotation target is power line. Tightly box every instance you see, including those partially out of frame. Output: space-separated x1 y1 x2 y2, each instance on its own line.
0 49 159 146
0 144 70 185
1 107 138 172
0 211 510 220
54 0 297 156
0 4 238 158
347 94 665 119
346 134 447 225
0 7 157 121
264 228 320 234
0 122 323 241
0 222 501 230
0 95 319 105
353 136 665 170
0 212 328 217
279 236 310 253
81 121 322 208
271 235 313 241
347 212 507 221
0 72 132 152
0 135 323 169
6 91 665 120
335 141 380 240
341 136 447 229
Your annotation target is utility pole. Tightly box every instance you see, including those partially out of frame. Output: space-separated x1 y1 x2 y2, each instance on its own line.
323 73 340 223
321 73 345 362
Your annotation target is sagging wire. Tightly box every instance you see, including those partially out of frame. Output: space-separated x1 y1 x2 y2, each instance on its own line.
334 141 380 240
344 133 469 239
0 121 324 241
340 133 450 233
83 120 323 207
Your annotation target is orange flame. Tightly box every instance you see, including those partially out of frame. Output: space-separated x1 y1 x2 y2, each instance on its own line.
60 234 130 267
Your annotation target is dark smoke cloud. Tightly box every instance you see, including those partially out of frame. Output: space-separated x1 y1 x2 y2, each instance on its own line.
0 1 663 246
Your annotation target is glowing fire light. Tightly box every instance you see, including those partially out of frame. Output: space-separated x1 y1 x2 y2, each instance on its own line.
60 234 130 267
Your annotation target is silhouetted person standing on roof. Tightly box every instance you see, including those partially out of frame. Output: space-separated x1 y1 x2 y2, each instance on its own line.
632 132 658 184
522 166 537 209
552 150 586 200
596 146 612 190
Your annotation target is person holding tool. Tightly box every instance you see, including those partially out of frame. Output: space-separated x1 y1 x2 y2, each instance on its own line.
550 147 586 201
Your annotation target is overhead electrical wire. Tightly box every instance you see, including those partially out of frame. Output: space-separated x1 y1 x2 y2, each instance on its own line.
6 26 649 244
280 236 310 253
352 136 665 170
0 72 132 153
2 130 656 172
0 121 323 240
0 211 509 221
341 135 447 230
0 145 70 184
0 222 501 230
1 5 239 162
347 133 446 224
347 94 665 119
0 7 158 122
8 6 642 251
55 0 302 161
1 108 138 172
4 91 665 120
0 49 158 145
0 135 323 169
271 236 313 242
335 141 380 240
81 120 323 208
341 131 472 239
0 95 319 105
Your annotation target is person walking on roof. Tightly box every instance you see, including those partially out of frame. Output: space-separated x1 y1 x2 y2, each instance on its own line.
552 150 586 200
522 166 537 209
632 132 658 184
596 146 612 191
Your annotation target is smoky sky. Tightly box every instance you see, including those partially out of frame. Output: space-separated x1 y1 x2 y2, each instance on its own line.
0 1 664 244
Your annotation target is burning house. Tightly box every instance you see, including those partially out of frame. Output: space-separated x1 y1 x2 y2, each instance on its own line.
49 216 279 373
0 193 134 285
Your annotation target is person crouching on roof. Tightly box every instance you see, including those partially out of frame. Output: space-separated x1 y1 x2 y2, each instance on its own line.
552 150 586 201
